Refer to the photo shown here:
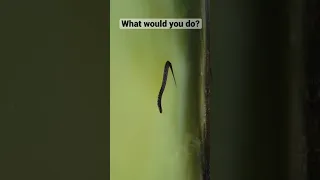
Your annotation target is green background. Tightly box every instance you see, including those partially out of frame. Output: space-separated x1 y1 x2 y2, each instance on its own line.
111 0 203 180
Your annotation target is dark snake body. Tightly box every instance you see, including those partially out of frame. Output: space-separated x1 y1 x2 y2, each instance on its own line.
157 61 177 113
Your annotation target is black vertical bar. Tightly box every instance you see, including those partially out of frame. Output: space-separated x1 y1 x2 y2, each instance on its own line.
305 0 320 179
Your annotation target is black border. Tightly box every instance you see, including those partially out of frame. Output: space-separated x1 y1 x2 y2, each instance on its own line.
305 0 320 179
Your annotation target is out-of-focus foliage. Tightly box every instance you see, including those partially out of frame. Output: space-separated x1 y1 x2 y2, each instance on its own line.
110 0 201 180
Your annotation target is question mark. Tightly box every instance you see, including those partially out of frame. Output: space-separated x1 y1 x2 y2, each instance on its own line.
196 20 199 27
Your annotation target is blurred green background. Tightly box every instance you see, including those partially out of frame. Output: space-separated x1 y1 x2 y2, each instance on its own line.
0 1 109 180
111 0 203 180
0 0 308 180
